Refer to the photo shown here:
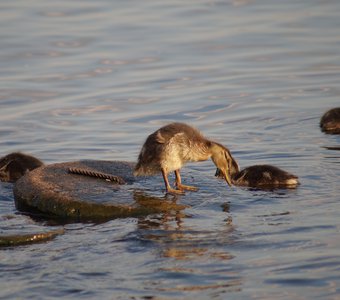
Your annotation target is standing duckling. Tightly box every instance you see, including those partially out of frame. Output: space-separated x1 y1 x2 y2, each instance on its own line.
0 152 44 182
134 123 239 194
215 164 299 189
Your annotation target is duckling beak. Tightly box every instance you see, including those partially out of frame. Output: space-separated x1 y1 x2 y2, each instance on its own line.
224 170 232 187
215 168 232 186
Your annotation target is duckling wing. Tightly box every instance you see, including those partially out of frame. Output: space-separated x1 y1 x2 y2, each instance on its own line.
134 123 205 175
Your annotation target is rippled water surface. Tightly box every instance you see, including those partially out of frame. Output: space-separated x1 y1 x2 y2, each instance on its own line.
1 0 340 299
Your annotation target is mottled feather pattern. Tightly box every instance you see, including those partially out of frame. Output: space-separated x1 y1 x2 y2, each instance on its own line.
134 123 211 176
220 164 299 188
134 122 239 192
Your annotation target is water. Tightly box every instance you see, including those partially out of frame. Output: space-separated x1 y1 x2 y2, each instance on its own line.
1 0 340 299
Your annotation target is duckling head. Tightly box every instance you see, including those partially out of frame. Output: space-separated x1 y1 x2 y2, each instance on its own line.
210 143 239 186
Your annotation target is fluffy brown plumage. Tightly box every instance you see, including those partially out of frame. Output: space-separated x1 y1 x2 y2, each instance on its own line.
0 152 44 182
215 164 299 189
320 107 340 134
134 123 239 194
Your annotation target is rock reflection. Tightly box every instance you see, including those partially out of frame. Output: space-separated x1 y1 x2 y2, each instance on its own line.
132 191 188 218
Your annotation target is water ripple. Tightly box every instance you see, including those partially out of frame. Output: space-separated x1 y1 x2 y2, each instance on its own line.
1 0 340 299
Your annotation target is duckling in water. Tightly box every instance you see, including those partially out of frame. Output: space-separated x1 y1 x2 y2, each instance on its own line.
215 164 299 189
0 152 44 182
320 107 340 134
134 123 239 194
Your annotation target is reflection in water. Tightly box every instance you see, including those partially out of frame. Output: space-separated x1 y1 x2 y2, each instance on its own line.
133 193 242 295
323 146 340 151
133 190 189 217
1 0 340 298
156 280 242 293
322 145 340 162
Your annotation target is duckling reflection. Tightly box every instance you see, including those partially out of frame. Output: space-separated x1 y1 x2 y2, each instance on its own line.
134 123 239 194
320 107 340 134
215 164 299 189
136 200 235 262
0 152 44 182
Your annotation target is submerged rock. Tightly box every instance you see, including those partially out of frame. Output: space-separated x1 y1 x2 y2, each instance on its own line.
0 228 65 247
13 160 187 222
0 214 64 247
320 107 340 134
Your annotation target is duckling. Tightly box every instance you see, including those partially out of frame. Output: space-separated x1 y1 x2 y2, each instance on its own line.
215 164 299 189
134 123 239 194
0 152 44 182
320 107 340 134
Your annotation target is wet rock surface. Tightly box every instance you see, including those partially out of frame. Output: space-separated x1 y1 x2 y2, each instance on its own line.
13 160 186 222
0 214 64 247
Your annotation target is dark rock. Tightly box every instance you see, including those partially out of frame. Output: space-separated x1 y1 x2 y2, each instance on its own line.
0 214 65 247
0 227 64 247
13 160 187 222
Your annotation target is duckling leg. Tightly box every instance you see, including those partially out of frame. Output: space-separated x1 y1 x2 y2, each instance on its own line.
174 170 199 192
161 169 184 195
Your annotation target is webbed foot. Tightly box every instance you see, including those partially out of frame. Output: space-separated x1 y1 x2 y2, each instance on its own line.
166 187 185 195
177 183 199 192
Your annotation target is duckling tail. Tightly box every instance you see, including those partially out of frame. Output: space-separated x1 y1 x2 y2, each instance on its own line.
133 167 142 176
133 164 148 176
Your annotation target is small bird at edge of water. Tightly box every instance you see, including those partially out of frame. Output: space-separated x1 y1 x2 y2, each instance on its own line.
0 152 44 182
134 122 239 194
320 107 340 134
